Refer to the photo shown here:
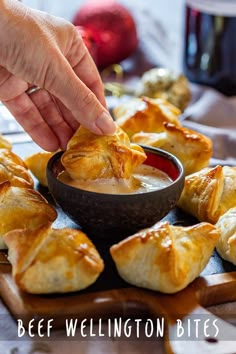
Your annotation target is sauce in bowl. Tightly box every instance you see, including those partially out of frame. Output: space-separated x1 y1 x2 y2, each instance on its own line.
58 164 173 195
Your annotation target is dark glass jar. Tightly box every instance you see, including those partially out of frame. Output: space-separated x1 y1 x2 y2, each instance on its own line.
183 0 236 95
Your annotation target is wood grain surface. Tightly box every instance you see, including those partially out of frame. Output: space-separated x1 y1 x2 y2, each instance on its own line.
1 251 236 353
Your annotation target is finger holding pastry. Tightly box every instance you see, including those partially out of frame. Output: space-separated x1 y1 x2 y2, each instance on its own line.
0 0 115 151
61 125 146 181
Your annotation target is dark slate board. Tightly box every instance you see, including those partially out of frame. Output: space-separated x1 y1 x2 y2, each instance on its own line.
12 141 236 296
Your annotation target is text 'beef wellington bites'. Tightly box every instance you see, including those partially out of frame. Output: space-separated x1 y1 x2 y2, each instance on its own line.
215 207 236 266
4 223 104 294
110 221 220 294
0 149 34 188
177 165 236 224
132 123 212 175
61 125 146 181
0 181 57 249
113 96 181 138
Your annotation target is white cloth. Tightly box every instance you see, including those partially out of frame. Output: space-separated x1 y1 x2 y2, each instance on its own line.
182 84 236 166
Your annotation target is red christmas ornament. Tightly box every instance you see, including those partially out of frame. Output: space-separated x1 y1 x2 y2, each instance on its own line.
73 0 138 68
76 25 98 63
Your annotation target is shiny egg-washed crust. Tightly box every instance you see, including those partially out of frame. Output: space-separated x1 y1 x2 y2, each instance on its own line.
110 221 219 294
113 96 181 138
0 181 57 249
177 166 236 223
0 134 12 150
61 125 146 180
4 223 104 294
216 207 236 265
132 123 212 175
0 149 34 188
25 151 55 187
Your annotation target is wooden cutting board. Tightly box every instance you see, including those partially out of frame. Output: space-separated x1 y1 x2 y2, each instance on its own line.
1 251 236 354
0 142 235 353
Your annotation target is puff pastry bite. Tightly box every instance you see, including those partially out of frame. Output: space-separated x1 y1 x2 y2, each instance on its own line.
4 223 104 294
0 134 12 150
0 181 57 249
177 166 236 223
25 151 54 187
132 123 212 175
113 96 181 138
0 149 34 188
216 207 236 265
61 125 146 180
110 221 219 293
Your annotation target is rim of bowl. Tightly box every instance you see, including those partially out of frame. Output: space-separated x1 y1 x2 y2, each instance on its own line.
47 146 184 198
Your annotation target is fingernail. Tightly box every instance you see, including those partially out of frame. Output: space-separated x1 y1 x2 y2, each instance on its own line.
96 112 116 135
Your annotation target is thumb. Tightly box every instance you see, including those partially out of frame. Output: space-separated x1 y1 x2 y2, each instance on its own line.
44 55 116 135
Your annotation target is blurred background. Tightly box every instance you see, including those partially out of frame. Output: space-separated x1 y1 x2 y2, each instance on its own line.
22 0 184 71
0 0 185 138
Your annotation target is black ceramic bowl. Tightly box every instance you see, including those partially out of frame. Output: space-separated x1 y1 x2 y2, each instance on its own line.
47 147 184 239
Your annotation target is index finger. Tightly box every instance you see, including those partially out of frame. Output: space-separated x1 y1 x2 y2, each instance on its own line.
44 51 115 136
66 30 107 108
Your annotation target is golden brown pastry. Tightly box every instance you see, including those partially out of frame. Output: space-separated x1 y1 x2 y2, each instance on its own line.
61 125 146 180
0 149 34 188
113 96 181 138
25 151 54 187
135 68 191 112
0 181 57 249
216 207 236 265
4 223 104 294
177 166 236 223
110 221 219 294
0 134 12 150
132 123 212 175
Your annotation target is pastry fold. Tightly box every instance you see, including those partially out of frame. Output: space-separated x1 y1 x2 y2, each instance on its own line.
25 151 54 187
216 207 236 265
113 96 181 138
4 223 104 294
61 125 146 180
132 123 212 175
0 181 57 249
0 149 34 188
110 221 219 293
177 166 236 223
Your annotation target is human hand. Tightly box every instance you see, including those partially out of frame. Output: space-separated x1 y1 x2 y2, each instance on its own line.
0 0 115 151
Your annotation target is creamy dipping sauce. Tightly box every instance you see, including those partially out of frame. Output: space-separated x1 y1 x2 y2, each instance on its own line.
58 164 173 194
